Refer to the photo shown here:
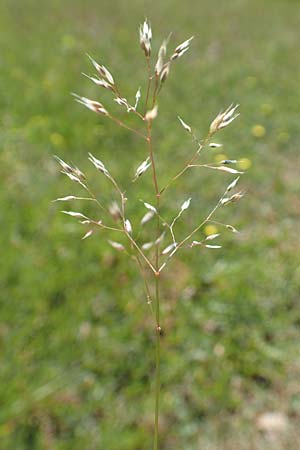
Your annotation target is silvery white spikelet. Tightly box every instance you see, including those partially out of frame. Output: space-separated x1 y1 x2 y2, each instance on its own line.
205 233 220 241
143 202 157 213
88 153 110 176
141 211 155 225
139 19 152 57
177 116 192 133
155 39 167 76
82 73 113 91
134 87 141 110
145 105 158 121
86 54 115 85
162 242 177 255
180 197 192 212
108 240 125 251
82 230 93 240
72 93 108 116
226 176 240 192
125 219 133 234
209 104 239 134
61 211 88 219
171 36 194 60
133 157 151 181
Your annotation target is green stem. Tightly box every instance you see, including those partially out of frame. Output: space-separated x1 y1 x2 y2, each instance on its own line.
146 119 161 450
154 272 161 450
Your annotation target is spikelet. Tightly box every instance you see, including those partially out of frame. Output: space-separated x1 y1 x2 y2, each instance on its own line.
171 36 193 60
72 93 108 116
209 104 239 134
139 19 152 57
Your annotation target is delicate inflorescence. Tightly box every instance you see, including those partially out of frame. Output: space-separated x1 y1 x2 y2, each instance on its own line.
55 20 244 276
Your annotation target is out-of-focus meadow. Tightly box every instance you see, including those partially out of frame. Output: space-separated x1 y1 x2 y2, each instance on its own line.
1 0 300 448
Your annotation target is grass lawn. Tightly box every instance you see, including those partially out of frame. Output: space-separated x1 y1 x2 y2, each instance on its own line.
1 0 300 448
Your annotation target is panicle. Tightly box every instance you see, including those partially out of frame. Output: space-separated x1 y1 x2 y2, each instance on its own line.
72 93 108 116
209 104 239 135
139 19 152 57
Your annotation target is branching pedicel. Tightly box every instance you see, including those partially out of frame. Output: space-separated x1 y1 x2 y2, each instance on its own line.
55 20 244 450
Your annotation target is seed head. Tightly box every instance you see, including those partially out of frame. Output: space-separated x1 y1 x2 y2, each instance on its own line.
145 105 158 121
86 54 115 85
125 219 133 234
155 39 167 76
72 93 108 116
108 240 125 251
133 157 151 181
88 153 109 176
177 116 192 133
82 73 113 91
171 36 194 60
209 104 239 135
160 63 170 84
109 201 122 221
139 19 152 57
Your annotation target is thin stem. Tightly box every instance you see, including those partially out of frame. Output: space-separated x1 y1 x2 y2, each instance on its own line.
159 190 227 272
144 56 152 114
154 273 160 450
160 134 211 196
134 255 154 317
109 115 147 140
146 120 161 450
151 74 159 109
125 231 156 274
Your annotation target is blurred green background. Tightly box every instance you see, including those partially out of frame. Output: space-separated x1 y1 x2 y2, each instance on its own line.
1 0 300 449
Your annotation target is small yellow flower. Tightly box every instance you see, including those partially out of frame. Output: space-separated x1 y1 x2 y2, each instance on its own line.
260 103 273 116
238 158 252 170
251 124 266 138
277 131 290 144
50 133 65 148
204 224 218 236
